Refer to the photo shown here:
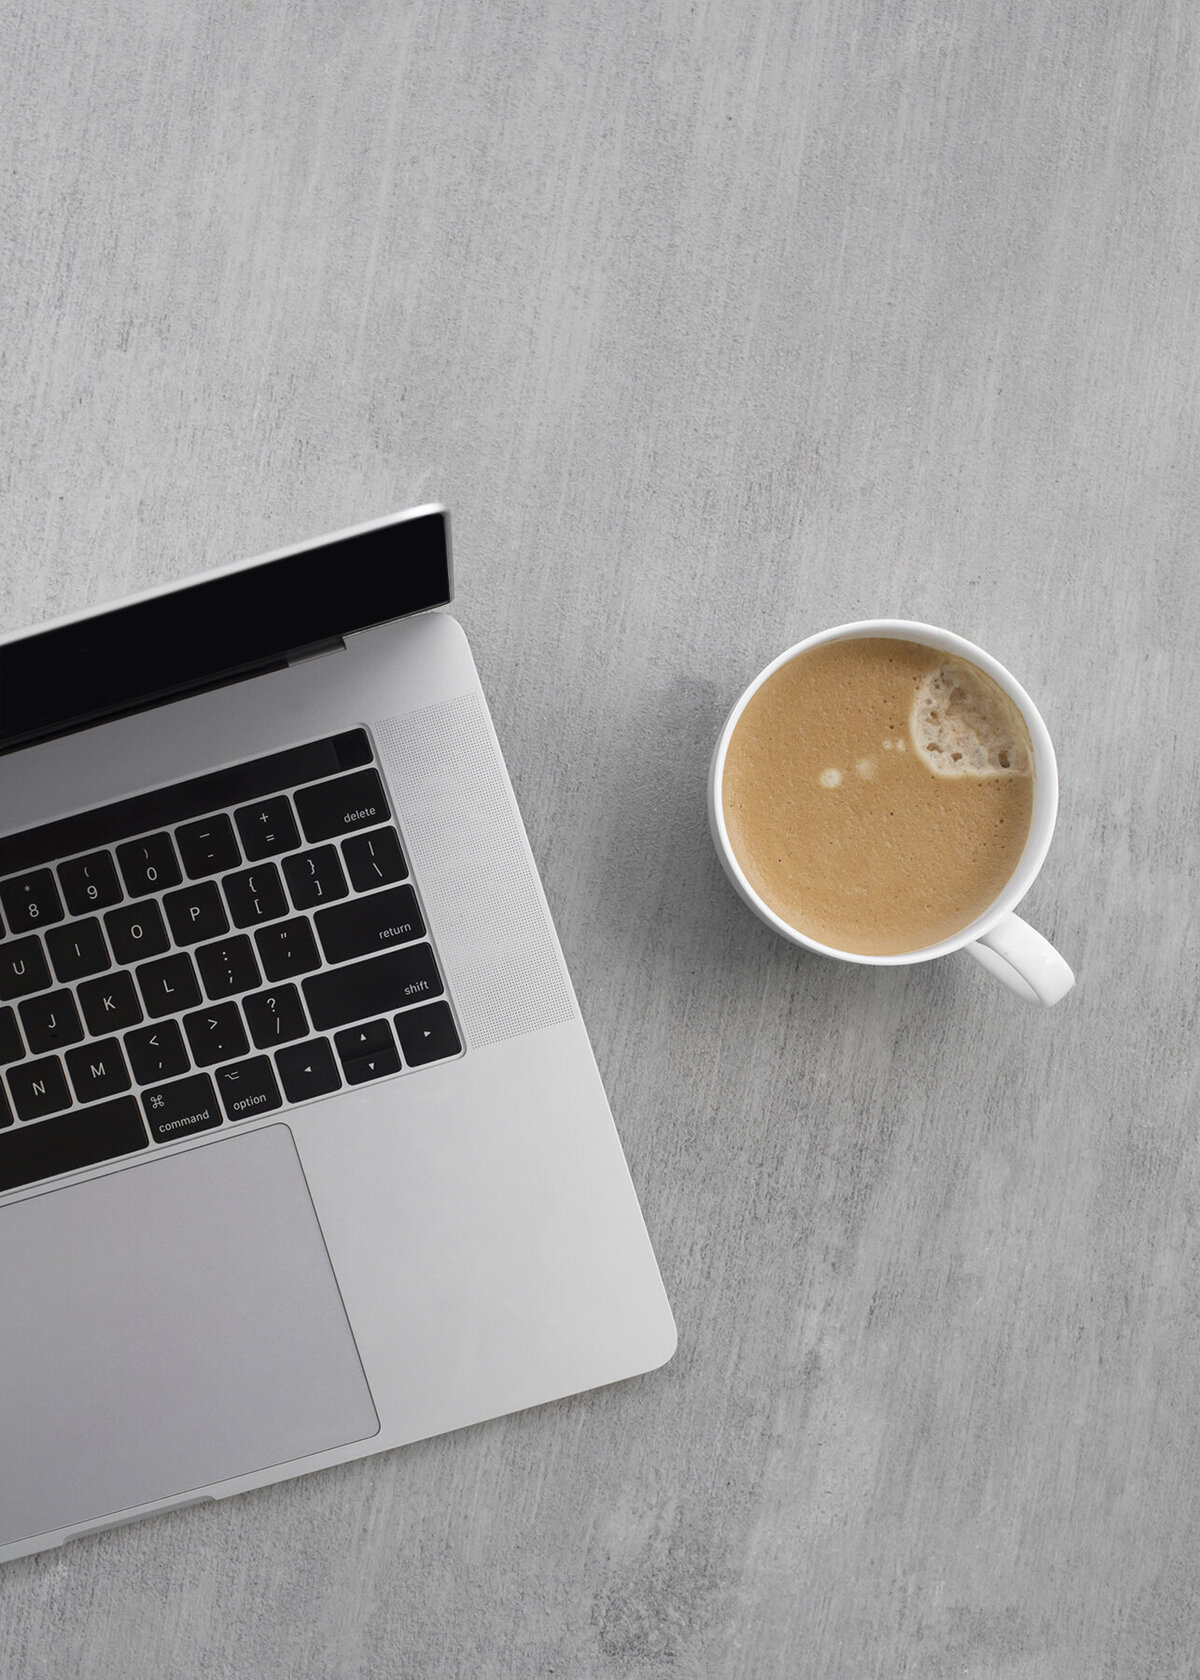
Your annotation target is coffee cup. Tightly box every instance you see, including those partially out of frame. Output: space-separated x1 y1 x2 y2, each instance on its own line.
708 620 1075 1006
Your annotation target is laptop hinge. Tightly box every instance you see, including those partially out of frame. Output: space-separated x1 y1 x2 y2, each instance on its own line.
286 636 346 666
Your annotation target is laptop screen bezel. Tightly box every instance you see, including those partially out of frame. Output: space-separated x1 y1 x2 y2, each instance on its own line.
0 506 452 757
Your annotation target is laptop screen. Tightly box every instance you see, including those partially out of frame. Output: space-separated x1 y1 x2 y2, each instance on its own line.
0 508 451 757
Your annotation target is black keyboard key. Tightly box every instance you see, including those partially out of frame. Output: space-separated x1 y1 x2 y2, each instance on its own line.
340 1040 402 1086
0 868 64 933
66 1037 132 1103
295 768 390 844
136 952 202 1018
0 1095 147 1192
254 917 321 981
19 989 84 1054
333 1018 394 1060
0 1083 10 1127
315 885 424 965
58 851 123 914
45 917 112 982
275 1038 341 1102
142 1072 222 1143
105 899 170 964
176 813 240 879
315 883 424 968
234 796 300 862
182 1002 249 1067
215 1056 282 1122
303 943 443 1031
116 832 182 897
243 984 309 1049
395 1000 462 1067
0 1006 23 1065
283 846 348 911
164 880 229 945
223 864 288 928
78 970 144 1034
7 1055 72 1121
0 936 51 1001
342 827 407 891
196 935 261 1000
125 1019 190 1084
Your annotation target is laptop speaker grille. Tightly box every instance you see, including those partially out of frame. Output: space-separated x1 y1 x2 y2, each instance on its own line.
372 694 577 1050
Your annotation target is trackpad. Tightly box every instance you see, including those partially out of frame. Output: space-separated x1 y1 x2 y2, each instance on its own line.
0 1125 379 1548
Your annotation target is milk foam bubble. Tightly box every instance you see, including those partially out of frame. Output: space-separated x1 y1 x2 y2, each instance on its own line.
910 658 1031 779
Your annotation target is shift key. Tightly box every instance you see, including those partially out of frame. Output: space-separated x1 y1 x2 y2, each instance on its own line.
314 885 424 964
303 944 443 1030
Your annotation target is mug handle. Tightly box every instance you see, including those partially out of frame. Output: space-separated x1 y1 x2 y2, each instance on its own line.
965 912 1075 1006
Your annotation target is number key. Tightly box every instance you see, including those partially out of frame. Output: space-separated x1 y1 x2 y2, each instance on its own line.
0 869 64 933
116 833 182 897
58 851 123 915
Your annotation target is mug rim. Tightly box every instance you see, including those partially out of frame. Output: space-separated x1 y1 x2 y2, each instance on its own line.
708 619 1059 966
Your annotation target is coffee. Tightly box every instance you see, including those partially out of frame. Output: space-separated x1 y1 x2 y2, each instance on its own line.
720 637 1034 955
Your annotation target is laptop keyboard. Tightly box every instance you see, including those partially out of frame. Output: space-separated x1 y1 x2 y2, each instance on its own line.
0 728 461 1194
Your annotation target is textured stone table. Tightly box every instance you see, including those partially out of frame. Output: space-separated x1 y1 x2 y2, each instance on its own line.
1 1 1197 1675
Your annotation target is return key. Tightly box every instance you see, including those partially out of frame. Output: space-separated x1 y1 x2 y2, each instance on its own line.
314 885 425 964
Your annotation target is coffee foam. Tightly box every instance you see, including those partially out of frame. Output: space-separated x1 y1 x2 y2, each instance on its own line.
910 657 1031 779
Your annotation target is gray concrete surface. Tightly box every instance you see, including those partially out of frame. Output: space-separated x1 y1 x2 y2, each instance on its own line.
1 0 1197 1674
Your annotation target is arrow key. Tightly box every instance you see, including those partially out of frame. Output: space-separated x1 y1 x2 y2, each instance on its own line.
394 1001 461 1068
333 1018 393 1060
340 1043 402 1086
334 1018 400 1082
275 1037 341 1103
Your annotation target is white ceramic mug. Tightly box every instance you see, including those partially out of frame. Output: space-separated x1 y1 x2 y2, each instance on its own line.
708 620 1075 1006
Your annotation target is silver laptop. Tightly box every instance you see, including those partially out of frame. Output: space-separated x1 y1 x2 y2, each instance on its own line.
0 505 675 1562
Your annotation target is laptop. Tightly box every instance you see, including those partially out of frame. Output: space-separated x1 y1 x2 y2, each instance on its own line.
0 505 675 1562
